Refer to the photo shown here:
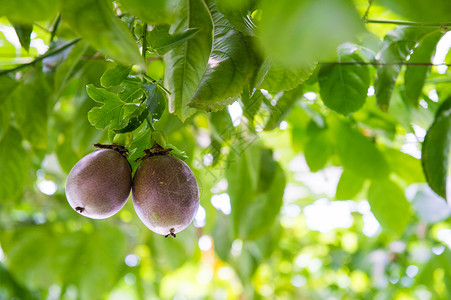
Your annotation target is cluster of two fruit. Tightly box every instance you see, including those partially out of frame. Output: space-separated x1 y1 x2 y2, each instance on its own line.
65 143 200 238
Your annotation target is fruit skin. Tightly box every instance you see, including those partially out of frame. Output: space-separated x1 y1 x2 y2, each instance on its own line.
65 149 132 219
132 155 199 236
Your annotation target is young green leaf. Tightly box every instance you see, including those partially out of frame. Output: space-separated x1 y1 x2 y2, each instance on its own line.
404 31 443 107
113 106 148 133
148 25 199 55
0 127 29 202
100 64 132 88
260 59 317 93
188 2 259 112
375 26 434 111
304 120 332 172
367 179 412 236
319 45 370 115
264 85 303 131
86 84 126 129
422 97 451 199
141 83 166 122
164 0 213 121
61 0 143 67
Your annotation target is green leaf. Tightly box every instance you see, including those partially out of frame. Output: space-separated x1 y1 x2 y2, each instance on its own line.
128 127 152 173
0 76 18 106
11 80 50 149
141 83 166 122
240 88 263 123
100 64 132 88
422 97 451 199
0 101 11 142
259 0 364 67
86 84 126 129
319 44 370 115
333 119 390 179
148 25 199 56
55 41 89 95
164 0 213 121
260 59 317 93
375 27 434 111
117 0 177 25
10 21 32 52
367 179 412 236
0 127 29 202
0 0 59 22
377 0 451 23
113 106 148 133
61 0 143 67
404 31 443 107
336 170 366 200
384 148 425 184
304 121 332 172
264 85 303 131
216 0 257 35
188 2 259 112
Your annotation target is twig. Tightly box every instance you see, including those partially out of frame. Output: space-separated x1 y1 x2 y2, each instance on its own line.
320 61 451 67
141 22 148 59
0 38 81 76
49 14 61 43
362 0 375 21
365 18 451 28
142 74 171 95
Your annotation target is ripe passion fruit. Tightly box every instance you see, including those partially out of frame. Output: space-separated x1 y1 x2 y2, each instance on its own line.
65 144 132 219
132 143 199 237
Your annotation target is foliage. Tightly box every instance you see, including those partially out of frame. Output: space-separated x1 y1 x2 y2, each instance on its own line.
1 0 451 299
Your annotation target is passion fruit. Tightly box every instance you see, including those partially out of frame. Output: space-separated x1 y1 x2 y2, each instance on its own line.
132 144 200 237
65 145 132 219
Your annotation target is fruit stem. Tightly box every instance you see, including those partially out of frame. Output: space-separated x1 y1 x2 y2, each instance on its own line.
165 228 176 238
135 142 173 162
94 143 129 158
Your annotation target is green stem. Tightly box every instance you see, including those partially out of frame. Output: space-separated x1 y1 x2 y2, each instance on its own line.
362 0 375 21
365 18 451 28
146 116 156 131
320 61 451 67
142 74 171 95
0 38 81 76
49 14 61 43
141 22 148 59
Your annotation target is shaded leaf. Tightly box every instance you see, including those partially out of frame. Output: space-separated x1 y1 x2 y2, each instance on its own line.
404 31 443 106
113 105 148 133
164 0 213 121
422 97 451 199
86 84 126 129
100 64 132 88
375 26 434 111
118 0 177 25
0 127 29 202
55 41 89 95
61 0 143 67
10 21 32 51
241 88 263 123
367 179 412 235
216 0 257 35
319 45 370 115
260 59 317 93
0 0 59 22
141 83 166 122
148 25 199 55
264 85 303 130
304 120 332 172
377 0 451 23
188 2 259 112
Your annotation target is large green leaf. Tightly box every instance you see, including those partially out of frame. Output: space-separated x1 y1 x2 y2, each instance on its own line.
367 179 412 236
333 119 389 179
0 127 29 202
100 64 132 88
11 80 50 149
375 27 434 111
55 41 89 96
148 25 199 56
264 85 304 131
384 148 425 184
188 2 259 112
422 97 451 199
319 45 370 115
61 0 143 67
0 0 59 22
259 59 317 93
304 120 332 172
118 0 177 25
164 0 213 121
404 31 443 107
240 88 263 123
86 84 126 129
216 0 257 35
259 0 364 67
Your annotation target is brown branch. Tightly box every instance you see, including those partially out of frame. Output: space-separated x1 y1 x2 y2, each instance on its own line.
320 61 451 67
365 18 451 28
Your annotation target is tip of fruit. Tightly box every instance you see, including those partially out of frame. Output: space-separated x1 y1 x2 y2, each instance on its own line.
75 207 85 213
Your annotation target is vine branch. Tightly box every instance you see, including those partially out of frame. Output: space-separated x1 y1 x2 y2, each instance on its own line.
365 18 451 28
320 61 451 67
0 38 81 76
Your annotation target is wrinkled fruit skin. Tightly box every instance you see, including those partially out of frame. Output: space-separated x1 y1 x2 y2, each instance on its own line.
132 155 200 236
65 149 132 219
